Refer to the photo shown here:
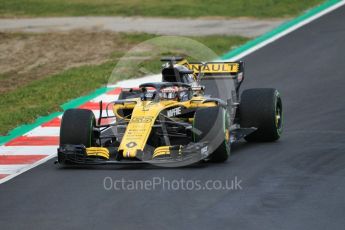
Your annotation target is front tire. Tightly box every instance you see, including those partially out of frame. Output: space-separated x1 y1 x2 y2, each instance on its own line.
193 107 230 162
240 88 283 142
60 109 96 147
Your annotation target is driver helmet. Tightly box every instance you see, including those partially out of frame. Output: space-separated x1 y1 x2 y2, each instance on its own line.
159 86 179 100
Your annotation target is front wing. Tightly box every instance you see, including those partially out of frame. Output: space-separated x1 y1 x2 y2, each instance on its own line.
57 142 210 166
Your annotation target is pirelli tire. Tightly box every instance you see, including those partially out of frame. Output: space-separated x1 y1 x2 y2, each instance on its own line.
240 88 283 142
193 106 231 163
59 109 96 147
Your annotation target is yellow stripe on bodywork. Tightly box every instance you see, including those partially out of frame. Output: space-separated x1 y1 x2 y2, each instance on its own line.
152 146 183 159
86 147 110 159
152 146 171 158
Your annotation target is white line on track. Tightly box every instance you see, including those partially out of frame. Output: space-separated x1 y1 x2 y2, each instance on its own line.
0 165 30 174
24 126 60 137
91 94 119 103
57 110 114 119
0 146 58 155
0 154 56 184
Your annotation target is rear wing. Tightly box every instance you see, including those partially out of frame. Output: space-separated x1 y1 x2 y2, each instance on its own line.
184 61 245 98
185 61 244 75
161 57 245 98
161 56 244 82
161 57 244 75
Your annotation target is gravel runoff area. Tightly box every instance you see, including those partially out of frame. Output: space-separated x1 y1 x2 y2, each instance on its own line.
0 17 287 37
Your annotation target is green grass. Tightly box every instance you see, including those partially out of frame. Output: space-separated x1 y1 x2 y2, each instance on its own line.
0 33 248 135
0 0 325 18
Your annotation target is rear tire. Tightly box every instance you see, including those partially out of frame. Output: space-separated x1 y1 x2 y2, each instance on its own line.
60 109 96 147
193 107 230 162
240 88 283 142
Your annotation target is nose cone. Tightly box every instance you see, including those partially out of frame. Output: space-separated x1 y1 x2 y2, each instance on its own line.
123 149 137 158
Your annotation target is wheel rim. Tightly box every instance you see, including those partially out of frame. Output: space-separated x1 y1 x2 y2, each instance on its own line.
225 128 230 142
275 98 283 134
224 110 231 154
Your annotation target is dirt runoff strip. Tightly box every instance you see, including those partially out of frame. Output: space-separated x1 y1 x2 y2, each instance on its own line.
0 17 287 37
0 32 132 94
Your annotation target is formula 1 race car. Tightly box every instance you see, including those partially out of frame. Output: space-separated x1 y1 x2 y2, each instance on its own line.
57 57 283 166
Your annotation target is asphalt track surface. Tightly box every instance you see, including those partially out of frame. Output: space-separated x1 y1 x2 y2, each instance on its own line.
1 6 345 230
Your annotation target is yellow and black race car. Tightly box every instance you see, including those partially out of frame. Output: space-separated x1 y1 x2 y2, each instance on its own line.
57 57 283 166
